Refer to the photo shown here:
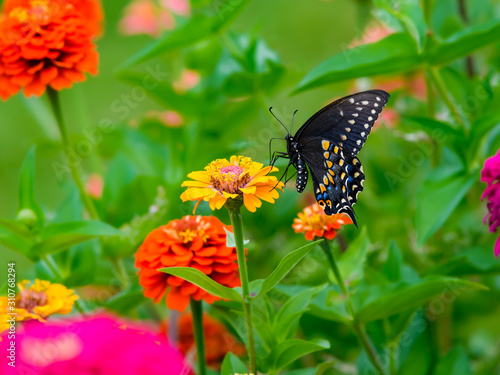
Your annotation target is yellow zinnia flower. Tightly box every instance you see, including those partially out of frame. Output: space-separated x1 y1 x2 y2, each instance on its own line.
0 279 79 333
181 155 284 213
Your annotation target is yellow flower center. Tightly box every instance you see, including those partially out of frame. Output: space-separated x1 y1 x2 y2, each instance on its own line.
9 0 58 24
17 289 47 312
170 217 210 244
207 157 252 194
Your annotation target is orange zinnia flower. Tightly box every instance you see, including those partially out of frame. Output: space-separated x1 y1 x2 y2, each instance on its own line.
181 155 283 213
135 215 241 312
0 279 78 333
169 313 245 368
0 0 103 100
293 203 353 241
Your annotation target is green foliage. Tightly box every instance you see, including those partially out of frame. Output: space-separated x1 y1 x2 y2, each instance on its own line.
2 0 500 373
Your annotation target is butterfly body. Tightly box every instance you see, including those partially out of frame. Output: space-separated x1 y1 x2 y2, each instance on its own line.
275 90 390 227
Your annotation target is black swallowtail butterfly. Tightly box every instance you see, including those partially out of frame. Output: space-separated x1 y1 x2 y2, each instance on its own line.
270 90 390 227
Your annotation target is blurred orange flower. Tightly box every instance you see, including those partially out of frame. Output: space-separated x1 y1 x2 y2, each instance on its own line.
293 203 352 241
0 279 78 333
174 313 246 368
181 155 283 213
0 0 103 100
135 215 241 312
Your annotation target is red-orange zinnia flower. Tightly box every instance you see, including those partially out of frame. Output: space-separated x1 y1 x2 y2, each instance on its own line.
292 203 353 241
135 215 241 312
170 313 245 368
0 0 103 100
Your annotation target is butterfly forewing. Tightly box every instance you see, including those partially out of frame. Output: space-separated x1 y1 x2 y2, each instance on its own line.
295 90 389 157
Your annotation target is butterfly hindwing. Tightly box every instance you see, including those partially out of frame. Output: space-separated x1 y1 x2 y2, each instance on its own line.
295 90 389 157
300 138 365 226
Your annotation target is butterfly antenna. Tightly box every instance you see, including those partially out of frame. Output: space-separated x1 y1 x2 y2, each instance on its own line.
269 107 290 134
290 109 298 135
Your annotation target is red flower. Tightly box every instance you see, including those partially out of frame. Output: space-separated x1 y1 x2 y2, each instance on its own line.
0 0 103 100
135 215 241 312
293 203 352 241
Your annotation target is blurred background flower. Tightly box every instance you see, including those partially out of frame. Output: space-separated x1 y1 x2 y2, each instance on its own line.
118 0 190 37
482 149 500 257
0 314 191 375
166 312 245 369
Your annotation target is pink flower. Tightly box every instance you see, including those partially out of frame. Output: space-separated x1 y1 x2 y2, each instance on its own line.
0 314 192 375
481 149 500 257
85 174 104 199
146 110 185 127
119 0 190 37
173 69 200 93
119 0 174 37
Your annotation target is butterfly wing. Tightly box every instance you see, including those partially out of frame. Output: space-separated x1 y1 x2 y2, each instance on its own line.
295 90 390 157
300 137 365 226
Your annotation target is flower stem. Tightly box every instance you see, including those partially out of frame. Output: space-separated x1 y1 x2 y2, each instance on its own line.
40 254 88 315
319 240 387 375
228 208 257 375
427 67 464 127
190 299 207 375
46 87 100 220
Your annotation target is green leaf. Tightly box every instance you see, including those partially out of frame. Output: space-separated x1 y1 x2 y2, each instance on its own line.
115 70 202 116
352 277 486 322
416 172 476 245
158 267 244 302
428 19 500 65
63 242 98 287
382 241 403 282
106 284 147 313
433 346 472 375
221 352 248 375
119 0 251 69
18 147 44 228
266 339 330 371
256 240 321 297
294 33 421 93
32 221 122 256
337 228 370 286
0 218 33 256
273 288 319 342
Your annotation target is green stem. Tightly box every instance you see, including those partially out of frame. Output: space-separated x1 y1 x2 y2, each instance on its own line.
320 240 387 375
111 258 130 288
228 208 257 375
428 67 464 127
47 88 100 220
190 299 207 375
40 254 87 315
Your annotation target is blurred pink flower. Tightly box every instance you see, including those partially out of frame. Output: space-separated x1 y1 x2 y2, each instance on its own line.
160 0 190 15
349 24 394 48
119 0 189 37
147 110 185 127
85 174 104 199
0 314 191 375
482 149 500 257
379 107 400 128
173 69 200 93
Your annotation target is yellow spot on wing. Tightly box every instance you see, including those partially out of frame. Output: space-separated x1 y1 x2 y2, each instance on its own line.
326 161 333 168
323 176 329 185
324 152 330 159
322 140 330 150
334 146 339 154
